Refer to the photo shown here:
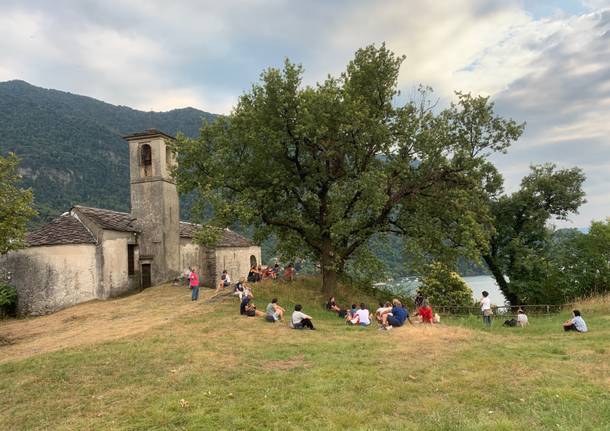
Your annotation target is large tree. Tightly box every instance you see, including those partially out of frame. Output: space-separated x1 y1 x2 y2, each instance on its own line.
481 164 586 304
0 153 37 254
174 44 523 293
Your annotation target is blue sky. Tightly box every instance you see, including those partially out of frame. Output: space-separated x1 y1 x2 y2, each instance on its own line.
1 0 609 228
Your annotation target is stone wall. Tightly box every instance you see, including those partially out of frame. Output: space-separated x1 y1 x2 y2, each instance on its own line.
0 244 99 315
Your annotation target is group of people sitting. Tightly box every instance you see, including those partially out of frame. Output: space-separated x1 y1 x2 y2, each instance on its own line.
326 297 417 330
238 290 316 330
246 263 296 283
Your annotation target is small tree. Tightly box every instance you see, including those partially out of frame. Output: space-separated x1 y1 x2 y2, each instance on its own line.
419 261 473 307
0 153 37 254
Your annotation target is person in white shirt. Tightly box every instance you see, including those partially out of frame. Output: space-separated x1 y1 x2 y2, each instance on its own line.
349 303 371 326
291 304 315 330
480 291 492 327
216 270 231 293
517 309 529 327
375 301 392 324
563 310 588 333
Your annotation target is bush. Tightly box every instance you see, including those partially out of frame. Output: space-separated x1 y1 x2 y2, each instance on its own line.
0 282 17 317
419 261 473 307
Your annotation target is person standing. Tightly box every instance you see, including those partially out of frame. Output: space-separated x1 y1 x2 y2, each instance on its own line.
480 291 492 327
190 267 200 301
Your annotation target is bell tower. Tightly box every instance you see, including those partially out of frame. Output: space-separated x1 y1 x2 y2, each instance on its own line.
124 129 180 286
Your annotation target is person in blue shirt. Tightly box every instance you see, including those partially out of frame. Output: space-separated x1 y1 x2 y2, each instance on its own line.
563 309 588 333
381 299 412 330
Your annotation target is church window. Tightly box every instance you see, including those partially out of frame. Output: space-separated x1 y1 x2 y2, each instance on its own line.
141 144 152 177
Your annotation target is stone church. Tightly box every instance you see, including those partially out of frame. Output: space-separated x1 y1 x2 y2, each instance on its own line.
0 129 261 315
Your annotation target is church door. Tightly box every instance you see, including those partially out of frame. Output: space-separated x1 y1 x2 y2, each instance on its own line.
141 264 152 289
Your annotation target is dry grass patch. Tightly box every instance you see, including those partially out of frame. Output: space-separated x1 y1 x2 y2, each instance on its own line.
0 284 210 363
262 354 310 371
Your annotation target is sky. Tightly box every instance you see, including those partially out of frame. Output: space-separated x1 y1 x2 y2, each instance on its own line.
1 0 609 228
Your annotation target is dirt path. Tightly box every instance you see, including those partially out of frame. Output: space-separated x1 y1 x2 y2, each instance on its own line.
0 285 214 364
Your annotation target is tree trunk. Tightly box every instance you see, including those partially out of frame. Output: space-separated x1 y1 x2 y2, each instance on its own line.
321 239 338 295
482 254 520 305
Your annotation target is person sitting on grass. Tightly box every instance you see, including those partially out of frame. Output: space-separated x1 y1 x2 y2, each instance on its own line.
326 296 341 313
291 304 315 330
234 278 246 300
216 270 231 294
240 293 252 315
348 303 371 326
345 304 359 322
266 298 285 322
563 310 588 333
517 308 529 327
245 302 265 318
418 299 434 324
376 302 392 324
380 299 411 330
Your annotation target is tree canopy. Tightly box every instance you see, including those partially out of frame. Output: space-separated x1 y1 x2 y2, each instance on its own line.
174 44 523 293
0 153 37 254
481 164 586 304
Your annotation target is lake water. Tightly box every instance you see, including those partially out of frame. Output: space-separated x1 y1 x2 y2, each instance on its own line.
381 274 506 305
463 275 506 305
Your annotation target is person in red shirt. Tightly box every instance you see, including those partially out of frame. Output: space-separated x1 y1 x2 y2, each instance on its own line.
418 299 434 324
190 268 200 301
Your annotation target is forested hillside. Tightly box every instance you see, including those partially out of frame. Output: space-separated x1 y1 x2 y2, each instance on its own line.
0 80 215 223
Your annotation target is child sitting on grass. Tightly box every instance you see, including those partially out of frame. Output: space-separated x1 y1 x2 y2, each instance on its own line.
291 304 315 330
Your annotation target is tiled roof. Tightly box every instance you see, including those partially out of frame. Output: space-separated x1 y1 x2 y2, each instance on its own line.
123 129 175 141
73 206 140 232
26 214 97 246
179 222 254 247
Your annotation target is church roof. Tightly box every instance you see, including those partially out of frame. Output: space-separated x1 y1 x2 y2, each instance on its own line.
123 129 175 141
72 206 141 233
26 213 97 246
179 222 254 247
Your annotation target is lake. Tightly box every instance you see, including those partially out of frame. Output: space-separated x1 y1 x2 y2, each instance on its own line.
380 274 506 305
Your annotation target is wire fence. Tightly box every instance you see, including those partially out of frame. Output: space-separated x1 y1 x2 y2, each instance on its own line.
434 304 571 316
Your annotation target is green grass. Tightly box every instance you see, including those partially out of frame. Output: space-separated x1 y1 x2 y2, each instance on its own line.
1 278 609 430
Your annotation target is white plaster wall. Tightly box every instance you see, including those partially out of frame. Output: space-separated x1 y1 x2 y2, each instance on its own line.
100 231 133 298
214 246 261 286
0 244 98 315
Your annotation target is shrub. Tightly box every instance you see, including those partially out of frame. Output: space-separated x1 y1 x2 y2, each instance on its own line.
419 261 473 307
0 282 17 317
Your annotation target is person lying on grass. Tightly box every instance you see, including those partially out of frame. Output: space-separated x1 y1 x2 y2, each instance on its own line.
291 304 315 330
380 299 412 330
563 309 588 333
348 303 371 326
266 298 285 322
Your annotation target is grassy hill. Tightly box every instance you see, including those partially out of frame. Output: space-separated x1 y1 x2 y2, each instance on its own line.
0 80 216 223
0 278 608 430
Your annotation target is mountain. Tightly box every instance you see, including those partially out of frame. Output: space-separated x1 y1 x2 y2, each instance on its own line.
0 80 216 223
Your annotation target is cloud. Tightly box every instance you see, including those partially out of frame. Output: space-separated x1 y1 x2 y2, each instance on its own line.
0 0 609 225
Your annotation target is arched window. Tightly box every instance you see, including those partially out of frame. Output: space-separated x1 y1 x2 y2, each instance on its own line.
250 255 257 267
141 144 152 177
